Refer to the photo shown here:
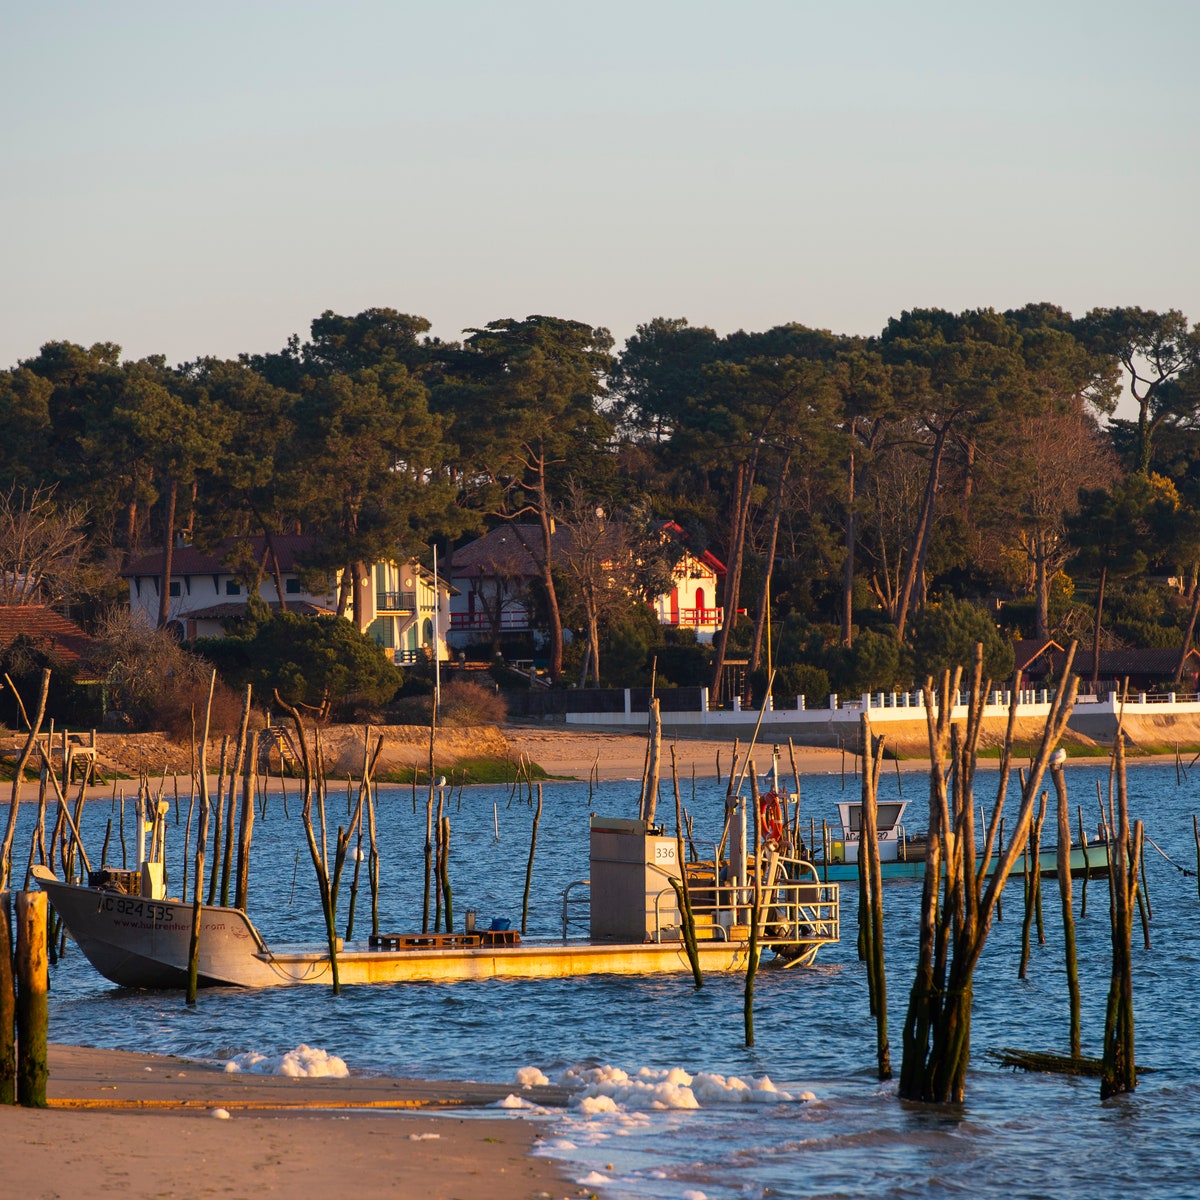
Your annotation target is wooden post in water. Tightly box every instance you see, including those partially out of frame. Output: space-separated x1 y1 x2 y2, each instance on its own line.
0 891 14 1104
860 714 891 1079
1051 758 1081 1059
1077 806 1091 919
368 779 381 937
898 644 1078 1104
1100 737 1138 1098
221 687 253 907
439 816 453 933
234 730 258 912
521 784 543 936
0 670 51 891
1194 814 1200 904
15 890 48 1107
186 671 217 1006
1019 793 1047 980
670 748 703 989
744 765 761 1048
275 691 341 994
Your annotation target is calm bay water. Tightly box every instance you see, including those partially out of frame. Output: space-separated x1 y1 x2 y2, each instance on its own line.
17 760 1200 1199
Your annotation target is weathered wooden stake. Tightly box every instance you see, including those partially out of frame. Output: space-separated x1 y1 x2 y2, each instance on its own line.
521 784 542 936
1077 806 1090 918
1193 814 1200 904
1051 760 1081 1058
1100 737 1138 1098
439 816 453 933
233 730 258 912
744 765 761 1047
670 748 702 989
1018 793 1047 980
860 714 891 1079
0 670 51 891
186 671 217 1006
0 891 14 1104
15 890 48 1107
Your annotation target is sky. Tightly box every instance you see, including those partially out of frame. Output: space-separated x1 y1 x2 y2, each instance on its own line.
3 0 1198 390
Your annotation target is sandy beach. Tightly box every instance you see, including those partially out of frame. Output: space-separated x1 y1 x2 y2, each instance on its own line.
1 1045 579 1200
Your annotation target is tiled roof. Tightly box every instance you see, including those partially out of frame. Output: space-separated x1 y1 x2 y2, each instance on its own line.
1012 638 1064 670
183 601 336 622
1046 647 1200 675
450 525 558 579
0 605 97 673
122 535 324 577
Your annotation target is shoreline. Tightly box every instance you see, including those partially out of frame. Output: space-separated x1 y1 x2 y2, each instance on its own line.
1 1044 580 1200
5 723 1182 804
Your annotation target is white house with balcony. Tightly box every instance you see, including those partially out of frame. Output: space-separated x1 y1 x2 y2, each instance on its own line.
122 535 452 664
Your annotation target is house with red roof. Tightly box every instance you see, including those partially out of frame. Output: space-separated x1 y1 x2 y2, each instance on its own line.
0 605 100 680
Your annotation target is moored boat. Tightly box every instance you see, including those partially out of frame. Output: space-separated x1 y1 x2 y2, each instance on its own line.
805 799 1111 884
33 801 840 990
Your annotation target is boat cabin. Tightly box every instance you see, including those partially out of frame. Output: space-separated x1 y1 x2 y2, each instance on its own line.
833 800 910 864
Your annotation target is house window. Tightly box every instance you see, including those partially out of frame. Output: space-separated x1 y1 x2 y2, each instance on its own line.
225 580 241 596
169 581 181 597
423 617 434 644
368 617 394 649
285 578 301 594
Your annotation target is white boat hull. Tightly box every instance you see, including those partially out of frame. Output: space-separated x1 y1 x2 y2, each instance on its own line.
32 867 833 990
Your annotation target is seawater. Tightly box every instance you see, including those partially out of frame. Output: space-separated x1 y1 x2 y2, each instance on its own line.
16 762 1200 1199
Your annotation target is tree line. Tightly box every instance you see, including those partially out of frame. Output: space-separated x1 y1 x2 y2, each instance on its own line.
3 302 1199 715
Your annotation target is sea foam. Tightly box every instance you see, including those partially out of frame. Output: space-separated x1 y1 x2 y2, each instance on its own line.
558 1063 811 1112
222 1044 349 1077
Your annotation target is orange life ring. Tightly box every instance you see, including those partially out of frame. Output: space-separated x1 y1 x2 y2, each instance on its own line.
759 791 785 843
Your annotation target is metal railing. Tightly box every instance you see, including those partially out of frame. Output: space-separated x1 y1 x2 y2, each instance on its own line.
376 591 417 611
561 879 591 941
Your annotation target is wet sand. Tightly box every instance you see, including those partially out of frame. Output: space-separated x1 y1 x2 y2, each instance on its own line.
1 1044 579 1200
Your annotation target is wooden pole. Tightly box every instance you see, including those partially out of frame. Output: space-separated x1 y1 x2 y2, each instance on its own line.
233 731 258 912
186 671 217 1006
521 784 543 936
671 748 703 989
220 686 253 907
439 816 453 933
1194 814 1200 904
15 890 48 1107
207 737 229 905
744 764 761 1047
0 671 51 891
860 714 891 1079
0 891 14 1104
1018 793 1046 980
1101 736 1137 1098
1077 806 1091 919
1051 760 1081 1059
368 780 380 938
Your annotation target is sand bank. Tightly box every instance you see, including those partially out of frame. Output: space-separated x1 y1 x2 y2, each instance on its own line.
0 1044 579 1200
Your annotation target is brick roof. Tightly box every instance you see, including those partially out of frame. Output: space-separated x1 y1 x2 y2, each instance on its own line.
0 605 97 673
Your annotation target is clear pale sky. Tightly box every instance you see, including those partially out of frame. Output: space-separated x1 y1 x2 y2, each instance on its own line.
3 0 1197 375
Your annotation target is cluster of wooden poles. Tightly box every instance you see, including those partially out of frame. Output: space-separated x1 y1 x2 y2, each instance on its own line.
853 641 1145 1103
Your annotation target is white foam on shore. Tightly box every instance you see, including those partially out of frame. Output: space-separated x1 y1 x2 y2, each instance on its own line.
556 1063 812 1112
494 1093 551 1111
515 1066 550 1087
222 1044 349 1077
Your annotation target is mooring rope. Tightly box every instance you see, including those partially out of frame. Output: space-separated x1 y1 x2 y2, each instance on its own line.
1144 834 1197 877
